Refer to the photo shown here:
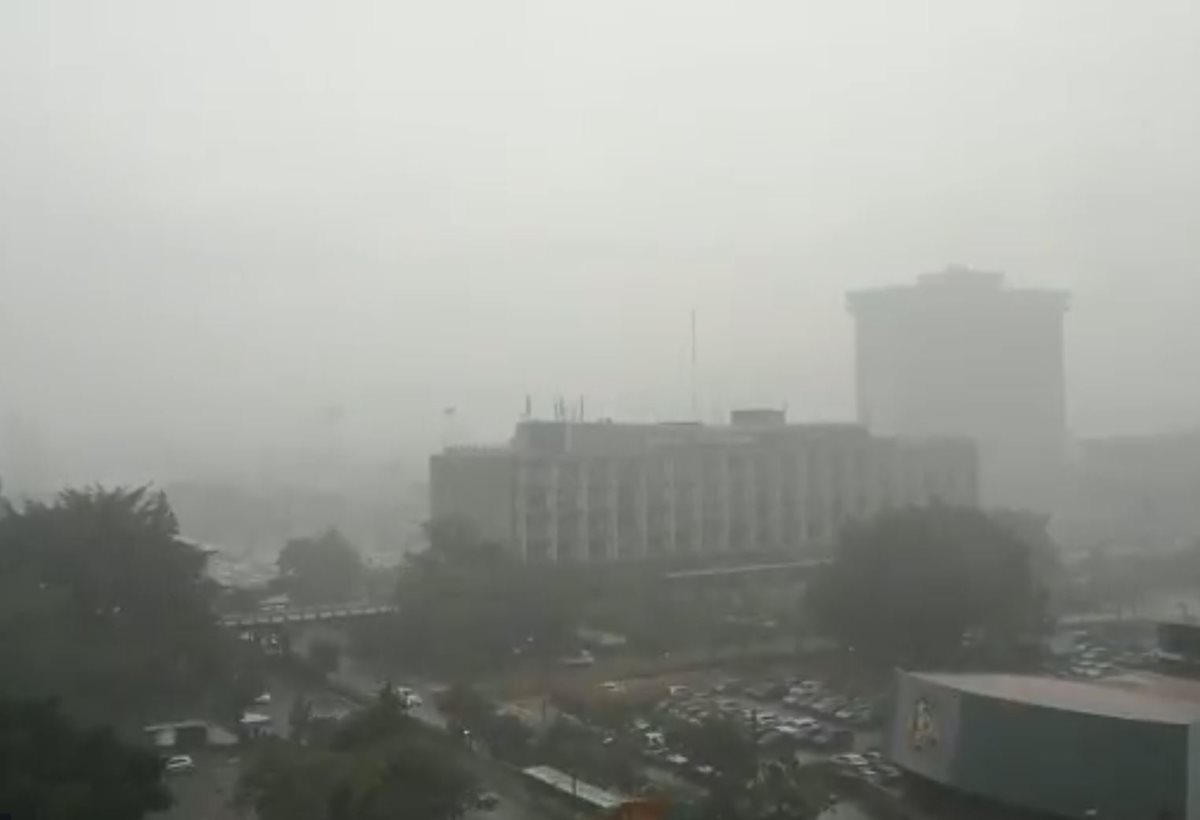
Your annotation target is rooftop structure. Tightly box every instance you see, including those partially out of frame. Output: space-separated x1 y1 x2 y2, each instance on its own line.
912 671 1200 724
522 765 626 811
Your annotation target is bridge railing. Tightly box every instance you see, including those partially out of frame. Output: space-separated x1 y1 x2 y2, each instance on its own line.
219 602 398 628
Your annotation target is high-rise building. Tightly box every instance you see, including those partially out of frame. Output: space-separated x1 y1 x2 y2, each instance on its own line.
847 266 1069 511
430 412 978 564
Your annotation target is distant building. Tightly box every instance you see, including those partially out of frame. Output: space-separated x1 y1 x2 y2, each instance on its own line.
847 266 1069 511
429 412 977 564
891 670 1200 820
1058 431 1200 550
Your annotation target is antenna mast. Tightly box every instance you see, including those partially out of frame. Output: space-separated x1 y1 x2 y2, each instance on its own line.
690 308 698 420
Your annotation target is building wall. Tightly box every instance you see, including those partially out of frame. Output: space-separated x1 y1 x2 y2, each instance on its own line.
1058 432 1200 550
848 268 1068 512
431 419 977 564
429 449 514 550
891 672 1189 820
888 671 966 783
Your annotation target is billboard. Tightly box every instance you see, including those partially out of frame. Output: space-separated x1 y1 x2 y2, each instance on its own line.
888 672 963 783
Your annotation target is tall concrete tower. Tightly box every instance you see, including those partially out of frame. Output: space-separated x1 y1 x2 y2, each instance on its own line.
847 266 1069 511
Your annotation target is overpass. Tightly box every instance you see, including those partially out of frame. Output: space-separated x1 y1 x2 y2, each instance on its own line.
220 602 398 629
661 558 828 582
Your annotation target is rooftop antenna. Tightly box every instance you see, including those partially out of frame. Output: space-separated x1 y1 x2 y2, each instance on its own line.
690 308 698 421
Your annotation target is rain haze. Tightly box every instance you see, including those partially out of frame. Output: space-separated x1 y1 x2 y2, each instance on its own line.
2 0 1200 488
10 6 1200 820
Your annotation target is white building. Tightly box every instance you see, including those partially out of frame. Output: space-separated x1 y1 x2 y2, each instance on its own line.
430 411 978 564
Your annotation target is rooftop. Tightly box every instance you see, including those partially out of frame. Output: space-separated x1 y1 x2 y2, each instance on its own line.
522 765 626 810
913 671 1200 724
847 267 1069 312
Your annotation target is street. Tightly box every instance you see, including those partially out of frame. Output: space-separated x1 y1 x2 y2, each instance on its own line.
151 751 244 820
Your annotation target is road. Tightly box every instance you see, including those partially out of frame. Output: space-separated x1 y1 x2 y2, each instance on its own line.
327 657 570 820
151 750 243 820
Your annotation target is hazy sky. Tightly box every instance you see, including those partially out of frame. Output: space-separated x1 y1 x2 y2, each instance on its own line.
3 0 1200 485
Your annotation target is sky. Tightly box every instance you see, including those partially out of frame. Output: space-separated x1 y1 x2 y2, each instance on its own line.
2 0 1200 487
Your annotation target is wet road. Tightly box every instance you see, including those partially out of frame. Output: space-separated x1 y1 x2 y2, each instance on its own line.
151 751 244 820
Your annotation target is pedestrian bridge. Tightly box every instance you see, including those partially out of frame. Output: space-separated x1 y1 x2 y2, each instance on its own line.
220 602 398 629
661 558 828 581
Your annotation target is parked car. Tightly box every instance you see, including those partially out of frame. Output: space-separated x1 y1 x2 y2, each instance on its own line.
474 792 501 810
164 755 195 774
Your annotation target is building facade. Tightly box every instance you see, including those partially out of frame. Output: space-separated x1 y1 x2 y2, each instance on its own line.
847 266 1069 511
430 413 978 564
1057 431 1200 550
891 670 1200 820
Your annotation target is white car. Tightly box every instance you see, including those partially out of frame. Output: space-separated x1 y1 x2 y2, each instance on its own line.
393 686 423 707
164 755 195 774
831 753 869 768
253 691 272 705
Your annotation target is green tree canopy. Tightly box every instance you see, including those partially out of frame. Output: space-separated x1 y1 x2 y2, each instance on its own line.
0 486 231 721
0 695 171 820
383 517 583 676
806 505 1049 665
239 689 476 820
278 528 366 605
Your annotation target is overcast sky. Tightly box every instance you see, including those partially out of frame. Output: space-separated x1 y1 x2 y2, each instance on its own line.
2 0 1199 485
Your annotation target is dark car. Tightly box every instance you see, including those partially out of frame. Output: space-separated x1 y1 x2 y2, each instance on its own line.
474 792 500 811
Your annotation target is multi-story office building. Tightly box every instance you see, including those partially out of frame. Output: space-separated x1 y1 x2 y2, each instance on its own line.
847 266 1070 511
430 411 978 563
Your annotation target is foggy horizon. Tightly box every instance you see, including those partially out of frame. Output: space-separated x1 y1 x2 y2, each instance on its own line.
5 0 1200 489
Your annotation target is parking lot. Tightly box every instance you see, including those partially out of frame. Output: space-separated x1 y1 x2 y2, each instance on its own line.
523 663 895 796
639 674 891 779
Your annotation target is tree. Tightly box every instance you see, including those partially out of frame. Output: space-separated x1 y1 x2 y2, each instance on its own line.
436 684 534 764
0 486 232 722
385 517 583 676
806 506 1049 666
278 528 365 605
239 689 476 820
0 695 171 820
310 638 343 677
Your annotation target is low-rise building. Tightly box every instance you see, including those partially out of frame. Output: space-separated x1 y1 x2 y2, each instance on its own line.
430 412 977 563
891 670 1200 820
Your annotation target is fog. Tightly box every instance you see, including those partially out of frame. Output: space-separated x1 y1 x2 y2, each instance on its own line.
3 0 1200 488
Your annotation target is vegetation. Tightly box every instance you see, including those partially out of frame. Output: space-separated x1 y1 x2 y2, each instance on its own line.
238 688 477 820
0 486 240 722
0 695 172 820
309 638 343 677
366 518 582 676
277 528 366 605
436 684 535 764
806 505 1050 665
